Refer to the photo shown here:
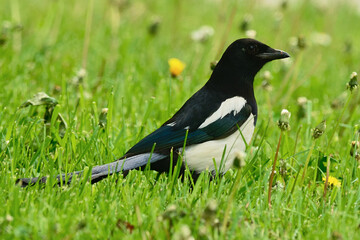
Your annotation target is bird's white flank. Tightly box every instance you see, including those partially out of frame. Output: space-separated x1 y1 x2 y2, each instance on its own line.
199 96 247 129
183 114 255 173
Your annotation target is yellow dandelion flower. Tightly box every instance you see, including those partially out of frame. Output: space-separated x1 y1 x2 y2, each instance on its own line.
168 58 185 78
322 176 341 187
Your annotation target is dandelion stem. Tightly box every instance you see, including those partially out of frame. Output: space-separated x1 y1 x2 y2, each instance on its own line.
265 92 273 125
276 51 303 106
292 125 302 166
342 90 359 127
288 166 301 202
313 154 319 184
268 131 283 207
324 93 352 198
300 140 316 187
325 94 352 152
323 155 331 199
281 52 304 108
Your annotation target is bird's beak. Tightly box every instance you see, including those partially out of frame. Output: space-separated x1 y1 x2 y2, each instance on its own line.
256 48 290 61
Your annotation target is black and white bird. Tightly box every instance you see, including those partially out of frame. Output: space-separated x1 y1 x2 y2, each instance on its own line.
18 38 289 187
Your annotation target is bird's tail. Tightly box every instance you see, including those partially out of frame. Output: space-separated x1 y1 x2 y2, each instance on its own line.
17 153 166 187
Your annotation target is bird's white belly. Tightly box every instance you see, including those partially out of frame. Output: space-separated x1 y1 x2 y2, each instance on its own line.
182 114 255 173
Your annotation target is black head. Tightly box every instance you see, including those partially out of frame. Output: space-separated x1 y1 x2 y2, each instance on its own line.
206 38 289 107
218 38 290 78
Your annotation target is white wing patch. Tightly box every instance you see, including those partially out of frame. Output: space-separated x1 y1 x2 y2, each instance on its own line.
167 122 176 126
199 96 247 129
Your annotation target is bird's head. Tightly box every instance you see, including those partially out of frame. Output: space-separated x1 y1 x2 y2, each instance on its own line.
219 38 290 78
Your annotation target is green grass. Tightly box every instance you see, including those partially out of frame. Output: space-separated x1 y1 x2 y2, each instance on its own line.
1 0 360 239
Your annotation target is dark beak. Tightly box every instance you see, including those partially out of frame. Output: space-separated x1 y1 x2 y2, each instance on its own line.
256 48 290 61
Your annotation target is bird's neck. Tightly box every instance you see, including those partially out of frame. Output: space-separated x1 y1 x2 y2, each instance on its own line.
206 60 256 100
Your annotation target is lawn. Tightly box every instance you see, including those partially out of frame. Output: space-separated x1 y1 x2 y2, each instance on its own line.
1 0 360 239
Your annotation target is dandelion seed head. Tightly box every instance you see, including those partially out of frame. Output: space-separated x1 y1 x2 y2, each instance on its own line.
313 120 326 139
191 25 214 43
245 29 257 39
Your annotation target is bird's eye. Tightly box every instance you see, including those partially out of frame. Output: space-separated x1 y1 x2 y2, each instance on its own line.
246 45 258 55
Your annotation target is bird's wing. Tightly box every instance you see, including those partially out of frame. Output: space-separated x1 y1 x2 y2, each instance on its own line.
125 103 253 156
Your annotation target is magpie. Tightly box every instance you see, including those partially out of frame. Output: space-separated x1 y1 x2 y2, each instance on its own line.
18 38 289 187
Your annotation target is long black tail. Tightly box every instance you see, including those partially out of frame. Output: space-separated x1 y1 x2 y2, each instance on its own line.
17 153 167 187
